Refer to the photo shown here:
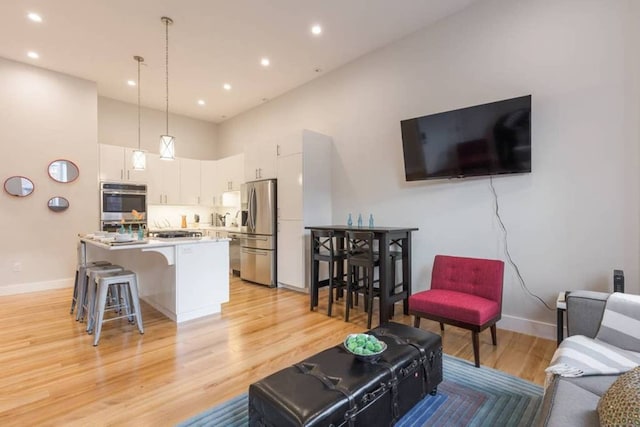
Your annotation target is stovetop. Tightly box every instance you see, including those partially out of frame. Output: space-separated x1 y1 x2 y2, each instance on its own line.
149 230 203 239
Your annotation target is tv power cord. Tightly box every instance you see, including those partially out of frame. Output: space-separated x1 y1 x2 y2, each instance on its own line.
489 175 553 311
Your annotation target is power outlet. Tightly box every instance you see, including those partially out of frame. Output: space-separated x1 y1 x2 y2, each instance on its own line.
12 261 22 272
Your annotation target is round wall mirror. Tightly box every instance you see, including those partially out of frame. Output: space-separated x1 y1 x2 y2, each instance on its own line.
4 176 34 197
48 159 79 183
48 197 70 212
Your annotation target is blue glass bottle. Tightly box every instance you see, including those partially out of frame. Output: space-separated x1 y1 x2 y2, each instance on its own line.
347 213 353 227
357 213 363 228
369 214 374 228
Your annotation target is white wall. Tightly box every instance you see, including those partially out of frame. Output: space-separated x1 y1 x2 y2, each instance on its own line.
98 96 217 160
0 57 98 294
217 0 640 338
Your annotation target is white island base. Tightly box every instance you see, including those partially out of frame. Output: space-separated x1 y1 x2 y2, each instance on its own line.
82 237 230 323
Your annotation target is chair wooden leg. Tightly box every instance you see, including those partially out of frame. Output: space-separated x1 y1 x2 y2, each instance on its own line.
472 331 480 368
439 322 444 331
490 324 497 346
366 267 374 329
345 265 352 322
414 316 421 328
327 260 334 317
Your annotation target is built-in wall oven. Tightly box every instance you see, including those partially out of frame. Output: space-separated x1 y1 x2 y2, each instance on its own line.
100 182 147 232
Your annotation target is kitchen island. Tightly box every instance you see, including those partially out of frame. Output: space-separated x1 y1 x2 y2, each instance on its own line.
80 236 230 323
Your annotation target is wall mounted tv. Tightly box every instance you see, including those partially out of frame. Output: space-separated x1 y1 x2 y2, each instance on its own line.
400 95 531 181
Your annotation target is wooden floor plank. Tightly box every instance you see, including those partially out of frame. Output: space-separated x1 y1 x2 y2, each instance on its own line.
0 276 554 425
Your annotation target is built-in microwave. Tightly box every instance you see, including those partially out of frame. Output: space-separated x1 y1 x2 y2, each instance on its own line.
100 182 147 227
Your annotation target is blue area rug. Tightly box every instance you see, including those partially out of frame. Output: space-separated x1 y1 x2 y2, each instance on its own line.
178 354 543 426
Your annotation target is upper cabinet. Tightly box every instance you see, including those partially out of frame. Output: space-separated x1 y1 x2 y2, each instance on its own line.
99 144 147 183
218 153 245 193
200 160 219 206
244 141 277 182
179 158 201 205
276 130 332 223
147 153 180 205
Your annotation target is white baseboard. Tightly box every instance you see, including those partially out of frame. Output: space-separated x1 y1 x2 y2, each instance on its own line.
0 278 73 296
498 314 560 341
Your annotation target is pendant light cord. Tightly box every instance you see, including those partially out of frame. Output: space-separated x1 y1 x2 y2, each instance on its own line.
165 17 169 135
137 57 141 149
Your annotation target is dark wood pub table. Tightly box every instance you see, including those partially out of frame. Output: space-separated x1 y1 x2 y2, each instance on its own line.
305 225 419 326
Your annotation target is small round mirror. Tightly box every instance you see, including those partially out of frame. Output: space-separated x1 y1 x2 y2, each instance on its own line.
4 176 34 197
48 159 79 183
48 197 69 212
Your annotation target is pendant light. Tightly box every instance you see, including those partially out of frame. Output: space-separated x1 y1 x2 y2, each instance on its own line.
159 16 175 160
131 55 146 170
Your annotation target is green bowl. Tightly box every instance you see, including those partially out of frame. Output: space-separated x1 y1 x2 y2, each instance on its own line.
343 333 387 362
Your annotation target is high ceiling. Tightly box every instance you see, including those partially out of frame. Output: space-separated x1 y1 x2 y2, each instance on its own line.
0 0 477 123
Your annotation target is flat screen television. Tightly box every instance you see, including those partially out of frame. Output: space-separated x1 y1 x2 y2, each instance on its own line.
400 95 531 181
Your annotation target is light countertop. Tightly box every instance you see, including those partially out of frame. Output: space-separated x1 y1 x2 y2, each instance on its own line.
80 235 230 250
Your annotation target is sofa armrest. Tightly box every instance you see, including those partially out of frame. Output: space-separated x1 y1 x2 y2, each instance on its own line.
566 291 609 338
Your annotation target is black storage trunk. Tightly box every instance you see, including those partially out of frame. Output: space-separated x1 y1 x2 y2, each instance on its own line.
249 322 443 427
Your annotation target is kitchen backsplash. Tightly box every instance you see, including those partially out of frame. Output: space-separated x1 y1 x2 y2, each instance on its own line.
148 203 241 229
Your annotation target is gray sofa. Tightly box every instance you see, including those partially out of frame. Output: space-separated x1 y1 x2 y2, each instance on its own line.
536 291 618 426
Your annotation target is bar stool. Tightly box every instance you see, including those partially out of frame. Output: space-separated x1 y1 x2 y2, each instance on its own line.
310 230 347 317
77 264 124 322
345 231 378 328
70 261 111 315
90 270 144 346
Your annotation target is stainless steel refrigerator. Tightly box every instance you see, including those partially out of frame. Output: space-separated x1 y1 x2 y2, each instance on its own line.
240 179 277 287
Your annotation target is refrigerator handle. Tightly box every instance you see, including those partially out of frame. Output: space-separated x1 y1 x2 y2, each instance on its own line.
250 186 258 231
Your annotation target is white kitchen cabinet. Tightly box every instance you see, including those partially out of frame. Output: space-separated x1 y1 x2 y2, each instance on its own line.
147 153 180 205
99 144 147 183
217 153 244 194
276 130 332 290
244 141 277 181
179 158 201 205
276 153 303 220
277 220 305 289
200 160 219 206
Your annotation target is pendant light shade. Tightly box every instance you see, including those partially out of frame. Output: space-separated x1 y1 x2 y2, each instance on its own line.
159 135 175 159
132 55 146 170
132 148 146 170
160 16 175 160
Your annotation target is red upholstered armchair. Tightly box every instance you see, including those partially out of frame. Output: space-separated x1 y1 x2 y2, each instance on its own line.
409 255 504 368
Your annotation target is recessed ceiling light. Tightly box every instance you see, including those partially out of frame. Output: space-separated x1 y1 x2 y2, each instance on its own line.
311 24 322 35
261 58 270 67
223 83 232 91
197 99 206 106
27 12 42 23
27 51 39 59
127 80 136 86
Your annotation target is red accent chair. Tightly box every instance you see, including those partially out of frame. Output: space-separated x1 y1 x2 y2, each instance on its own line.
409 255 504 368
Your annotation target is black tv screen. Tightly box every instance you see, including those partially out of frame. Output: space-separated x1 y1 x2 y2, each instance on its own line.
400 95 531 181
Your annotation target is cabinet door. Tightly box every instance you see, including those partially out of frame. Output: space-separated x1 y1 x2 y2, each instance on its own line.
276 132 303 157
277 219 306 289
244 142 276 181
99 144 124 182
124 148 148 183
276 153 303 220
227 153 245 190
200 160 218 206
146 153 164 204
162 159 181 205
179 158 201 205
147 153 180 204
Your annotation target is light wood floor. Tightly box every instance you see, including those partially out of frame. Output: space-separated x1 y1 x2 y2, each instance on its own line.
0 276 556 426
